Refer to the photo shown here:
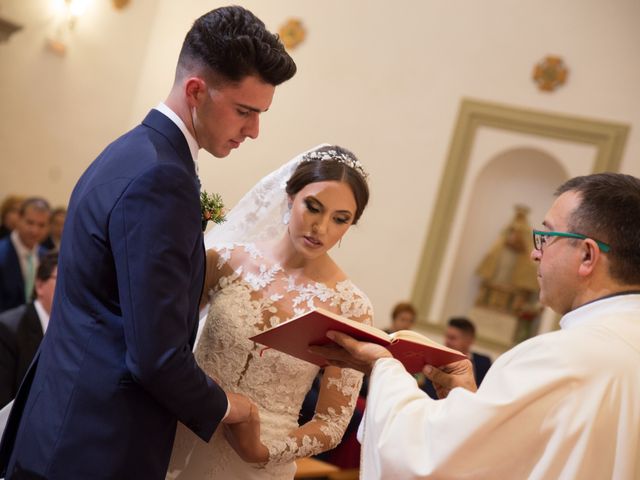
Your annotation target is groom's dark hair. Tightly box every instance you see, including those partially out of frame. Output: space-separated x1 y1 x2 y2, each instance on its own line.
176 6 296 86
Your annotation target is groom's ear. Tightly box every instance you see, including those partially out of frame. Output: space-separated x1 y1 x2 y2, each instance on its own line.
185 77 207 107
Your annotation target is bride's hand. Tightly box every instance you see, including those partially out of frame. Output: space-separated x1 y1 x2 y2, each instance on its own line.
224 403 270 463
223 392 254 424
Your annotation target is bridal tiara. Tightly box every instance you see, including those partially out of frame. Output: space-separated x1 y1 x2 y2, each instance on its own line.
301 149 369 180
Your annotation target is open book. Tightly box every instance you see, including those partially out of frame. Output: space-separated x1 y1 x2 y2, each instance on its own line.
250 308 467 374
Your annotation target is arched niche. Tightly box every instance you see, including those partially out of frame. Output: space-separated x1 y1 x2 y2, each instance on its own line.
411 98 629 347
439 148 567 347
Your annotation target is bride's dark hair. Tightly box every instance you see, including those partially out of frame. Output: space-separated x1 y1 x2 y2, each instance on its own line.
285 145 369 224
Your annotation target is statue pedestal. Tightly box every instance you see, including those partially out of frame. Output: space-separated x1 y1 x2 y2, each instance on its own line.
468 306 519 348
475 283 532 314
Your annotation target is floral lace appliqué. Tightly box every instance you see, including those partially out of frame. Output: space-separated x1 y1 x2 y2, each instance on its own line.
178 243 373 476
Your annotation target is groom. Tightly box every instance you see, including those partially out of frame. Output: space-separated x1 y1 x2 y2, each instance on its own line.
0 6 296 479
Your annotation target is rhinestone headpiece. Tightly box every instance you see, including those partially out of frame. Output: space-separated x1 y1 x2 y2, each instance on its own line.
301 149 369 180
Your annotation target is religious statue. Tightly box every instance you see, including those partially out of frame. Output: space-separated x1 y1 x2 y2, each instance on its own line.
475 204 539 315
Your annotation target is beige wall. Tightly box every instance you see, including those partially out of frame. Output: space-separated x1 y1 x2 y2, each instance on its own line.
1 0 639 328
0 0 159 204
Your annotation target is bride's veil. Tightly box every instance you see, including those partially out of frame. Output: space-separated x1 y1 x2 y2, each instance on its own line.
195 144 328 343
203 144 328 249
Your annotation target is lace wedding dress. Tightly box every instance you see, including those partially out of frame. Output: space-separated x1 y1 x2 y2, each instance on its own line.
166 242 372 479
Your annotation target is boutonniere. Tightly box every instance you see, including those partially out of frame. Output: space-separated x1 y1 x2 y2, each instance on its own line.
201 190 226 231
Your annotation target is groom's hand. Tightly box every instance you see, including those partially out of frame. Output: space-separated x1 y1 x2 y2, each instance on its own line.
308 330 393 375
223 392 254 424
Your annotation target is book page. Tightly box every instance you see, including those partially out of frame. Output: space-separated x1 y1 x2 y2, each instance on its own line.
390 330 464 355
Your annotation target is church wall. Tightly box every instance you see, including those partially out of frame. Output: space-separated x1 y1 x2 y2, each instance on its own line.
0 0 638 329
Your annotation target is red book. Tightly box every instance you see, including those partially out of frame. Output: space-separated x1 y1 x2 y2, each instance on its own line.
250 308 467 374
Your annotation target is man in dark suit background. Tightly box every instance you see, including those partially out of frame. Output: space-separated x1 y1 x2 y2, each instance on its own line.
0 6 296 479
422 317 492 399
0 198 51 314
0 252 58 408
40 207 66 252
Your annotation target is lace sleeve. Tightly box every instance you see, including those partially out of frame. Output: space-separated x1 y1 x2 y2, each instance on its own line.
200 248 221 306
264 308 373 466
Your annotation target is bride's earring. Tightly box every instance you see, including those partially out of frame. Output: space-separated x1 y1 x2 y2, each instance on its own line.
283 205 291 225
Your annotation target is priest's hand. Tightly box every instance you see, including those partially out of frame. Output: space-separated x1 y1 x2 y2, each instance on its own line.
224 402 270 463
308 330 393 375
423 359 477 398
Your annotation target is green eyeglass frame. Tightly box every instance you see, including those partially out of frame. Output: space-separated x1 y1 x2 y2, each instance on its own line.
532 229 611 253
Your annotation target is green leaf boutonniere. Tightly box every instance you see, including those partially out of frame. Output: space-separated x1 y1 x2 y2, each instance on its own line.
201 190 226 232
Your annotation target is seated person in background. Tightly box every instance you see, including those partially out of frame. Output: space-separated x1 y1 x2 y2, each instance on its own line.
384 301 417 334
41 207 67 251
385 302 432 389
0 195 25 240
422 317 492 399
0 251 58 407
0 197 51 313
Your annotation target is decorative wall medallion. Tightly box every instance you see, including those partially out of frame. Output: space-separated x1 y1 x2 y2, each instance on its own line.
0 16 23 43
112 0 131 10
532 55 568 92
278 18 306 50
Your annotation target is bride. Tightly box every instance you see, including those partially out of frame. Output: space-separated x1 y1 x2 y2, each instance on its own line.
166 144 373 479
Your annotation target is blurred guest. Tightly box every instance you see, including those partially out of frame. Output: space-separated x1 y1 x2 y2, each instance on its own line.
0 251 58 408
41 207 67 251
385 301 417 333
385 302 434 390
422 317 492 399
0 197 51 313
0 195 25 239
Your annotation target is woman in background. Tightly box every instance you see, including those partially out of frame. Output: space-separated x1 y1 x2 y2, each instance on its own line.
0 195 25 239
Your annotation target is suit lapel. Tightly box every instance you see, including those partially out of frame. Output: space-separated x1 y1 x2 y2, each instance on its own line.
141 109 205 347
141 109 195 177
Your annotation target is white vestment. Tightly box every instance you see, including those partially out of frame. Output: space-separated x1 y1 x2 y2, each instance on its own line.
360 294 640 479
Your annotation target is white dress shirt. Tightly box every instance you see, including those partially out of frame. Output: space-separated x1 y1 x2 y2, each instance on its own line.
360 294 640 479
154 103 200 167
33 299 50 334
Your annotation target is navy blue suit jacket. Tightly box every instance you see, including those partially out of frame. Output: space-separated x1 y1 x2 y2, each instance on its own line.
0 110 228 479
0 238 26 314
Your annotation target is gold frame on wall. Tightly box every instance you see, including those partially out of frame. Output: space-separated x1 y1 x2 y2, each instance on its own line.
411 98 629 326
